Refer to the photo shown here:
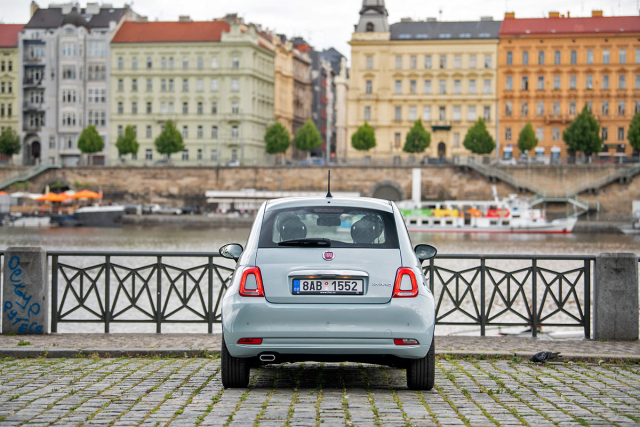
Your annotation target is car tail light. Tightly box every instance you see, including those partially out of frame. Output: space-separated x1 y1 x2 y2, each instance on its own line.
239 267 265 297
394 338 420 345
237 338 263 345
392 267 418 298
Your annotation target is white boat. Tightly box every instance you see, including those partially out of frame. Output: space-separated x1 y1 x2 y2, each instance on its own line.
397 194 578 234
74 205 125 227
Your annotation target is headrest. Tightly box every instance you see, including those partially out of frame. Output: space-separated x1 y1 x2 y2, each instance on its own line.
278 213 307 241
350 214 384 244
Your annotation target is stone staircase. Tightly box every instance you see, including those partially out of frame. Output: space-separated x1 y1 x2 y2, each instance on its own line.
0 162 61 190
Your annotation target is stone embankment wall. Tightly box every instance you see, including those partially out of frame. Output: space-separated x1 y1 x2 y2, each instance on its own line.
3 164 638 214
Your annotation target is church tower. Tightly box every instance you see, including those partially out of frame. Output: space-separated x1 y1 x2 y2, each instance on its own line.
355 0 389 33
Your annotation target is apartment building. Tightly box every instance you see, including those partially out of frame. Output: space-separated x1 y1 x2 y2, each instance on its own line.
348 0 500 160
110 19 275 165
0 24 24 149
498 11 640 159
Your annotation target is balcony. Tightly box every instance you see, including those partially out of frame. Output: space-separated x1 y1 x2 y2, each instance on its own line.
23 101 45 112
545 114 568 124
23 77 43 87
431 121 452 131
24 56 44 64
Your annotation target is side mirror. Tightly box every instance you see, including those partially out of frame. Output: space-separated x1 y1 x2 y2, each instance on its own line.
414 244 437 262
219 243 243 261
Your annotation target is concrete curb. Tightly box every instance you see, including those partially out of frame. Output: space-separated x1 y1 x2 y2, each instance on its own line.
1 348 638 363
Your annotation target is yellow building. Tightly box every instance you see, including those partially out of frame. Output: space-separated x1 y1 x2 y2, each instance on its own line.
0 24 23 147
273 37 295 136
498 11 640 160
347 0 500 161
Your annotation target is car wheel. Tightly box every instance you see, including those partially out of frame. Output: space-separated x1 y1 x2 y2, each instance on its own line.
406 337 435 390
221 336 250 388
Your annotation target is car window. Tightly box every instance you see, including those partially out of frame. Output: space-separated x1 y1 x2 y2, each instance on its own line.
259 206 399 249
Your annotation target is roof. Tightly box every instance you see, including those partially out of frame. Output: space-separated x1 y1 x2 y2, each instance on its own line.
321 48 345 76
500 15 640 36
390 20 501 41
25 6 128 30
61 8 88 28
25 8 63 29
0 24 25 48
87 7 128 28
112 21 230 43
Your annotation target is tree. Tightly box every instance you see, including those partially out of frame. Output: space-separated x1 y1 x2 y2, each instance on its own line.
403 120 431 153
351 122 377 151
264 122 290 160
562 105 602 157
517 123 538 153
0 128 21 163
294 120 322 153
463 118 495 155
115 125 140 161
154 120 185 160
77 125 104 165
628 111 640 153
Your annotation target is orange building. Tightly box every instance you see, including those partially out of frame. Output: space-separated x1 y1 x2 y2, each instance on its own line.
498 11 640 161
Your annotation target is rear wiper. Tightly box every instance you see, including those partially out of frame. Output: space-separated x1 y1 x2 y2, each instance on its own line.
278 238 331 247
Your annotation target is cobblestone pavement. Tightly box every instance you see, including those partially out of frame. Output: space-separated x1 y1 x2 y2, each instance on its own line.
0 357 639 426
1 334 639 360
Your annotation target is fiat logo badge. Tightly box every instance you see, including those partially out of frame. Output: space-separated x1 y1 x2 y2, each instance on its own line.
323 251 334 261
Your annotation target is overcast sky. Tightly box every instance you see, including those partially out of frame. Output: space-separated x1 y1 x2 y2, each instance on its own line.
1 0 639 62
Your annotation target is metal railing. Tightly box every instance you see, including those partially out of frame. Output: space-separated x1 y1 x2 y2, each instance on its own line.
42 251 601 337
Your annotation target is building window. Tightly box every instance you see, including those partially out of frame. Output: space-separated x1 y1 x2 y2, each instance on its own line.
232 79 239 91
554 50 561 65
159 102 166 114
161 57 166 69
147 102 152 114
618 101 625 116
182 126 188 138
197 57 203 69
410 80 417 94
410 55 417 69
439 80 446 94
132 79 137 91
197 149 202 161
537 102 544 116
522 51 529 65
145 149 152 160
484 54 491 68
197 102 203 114
537 76 544 90
453 133 460 148
161 79 167 92
147 79 152 92
117 102 123 114
454 80 461 94
211 78 218 91
506 51 513 65
364 106 371 121
505 127 511 141
232 57 240 69
553 76 560 90
619 75 626 89
212 57 218 69
570 50 577 65
132 102 137 114
586 50 593 64
169 57 174 69
423 106 431 121
395 80 401 94
394 106 401 121
586 75 593 89
469 79 476 94
553 102 560 115
118 125 123 136
521 102 528 116
483 106 490 121
469 54 476 69
183 102 188 114
602 75 609 89
636 101 640 114
468 106 476 121
602 127 608 140
569 75 576 89
182 150 189 161
232 102 239 114
146 125 152 138
538 51 544 65
395 55 402 69
210 149 218 161
409 106 417 121
553 127 560 141
197 79 203 92
522 76 528 90
453 106 461 121
569 102 576 115
440 55 446 69
602 101 609 115
49 136 55 149
636 75 640 89
603 49 610 64
197 125 203 138
211 126 218 138
424 55 431 69
424 80 432 94
484 79 491 94
169 79 174 91
618 127 624 141
439 106 446 121
183 78 189 91
366 80 372 94
212 102 217 114
454 55 461 69
505 102 512 116
536 127 544 142
231 126 239 139
183 57 189 69
118 57 123 69
366 55 373 69
394 133 401 148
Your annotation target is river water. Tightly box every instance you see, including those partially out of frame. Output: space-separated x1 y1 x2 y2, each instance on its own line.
1 225 639 336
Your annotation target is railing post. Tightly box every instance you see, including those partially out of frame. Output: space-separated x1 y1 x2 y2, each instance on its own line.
531 259 538 338
480 258 486 337
156 256 162 334
104 255 110 334
584 259 591 339
208 256 214 334
429 258 434 294
51 255 58 333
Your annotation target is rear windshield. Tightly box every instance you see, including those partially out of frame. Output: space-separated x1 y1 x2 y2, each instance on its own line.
258 206 399 249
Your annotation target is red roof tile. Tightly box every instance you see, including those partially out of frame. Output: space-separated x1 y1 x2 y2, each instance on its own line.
500 15 640 36
0 24 25 48
112 21 230 43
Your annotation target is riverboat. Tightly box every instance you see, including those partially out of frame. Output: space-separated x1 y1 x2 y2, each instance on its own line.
397 194 577 234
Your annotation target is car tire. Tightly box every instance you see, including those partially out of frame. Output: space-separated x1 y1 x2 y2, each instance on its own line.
221 336 250 388
406 337 435 390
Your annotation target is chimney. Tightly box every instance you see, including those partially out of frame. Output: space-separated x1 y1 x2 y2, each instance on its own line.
480 16 493 21
30 1 39 18
592 10 603 17
504 12 515 19
549 11 560 18
567 11 570 17
178 15 192 22
400 17 412 22
426 17 437 22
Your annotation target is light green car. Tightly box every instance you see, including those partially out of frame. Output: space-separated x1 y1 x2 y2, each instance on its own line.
219 196 437 390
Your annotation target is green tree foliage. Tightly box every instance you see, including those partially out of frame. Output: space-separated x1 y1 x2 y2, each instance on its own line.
264 122 291 155
562 105 602 156
517 123 538 153
628 112 640 152
463 118 496 155
0 128 21 160
78 125 104 155
351 122 377 151
403 120 431 153
154 120 185 159
115 125 140 159
294 120 322 152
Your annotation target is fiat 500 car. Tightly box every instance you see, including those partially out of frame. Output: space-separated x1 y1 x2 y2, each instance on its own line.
218 196 437 390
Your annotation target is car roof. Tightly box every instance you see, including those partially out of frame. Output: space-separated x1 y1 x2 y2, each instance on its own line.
265 196 394 212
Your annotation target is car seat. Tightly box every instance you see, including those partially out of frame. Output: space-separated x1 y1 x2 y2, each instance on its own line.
350 215 384 244
277 213 307 241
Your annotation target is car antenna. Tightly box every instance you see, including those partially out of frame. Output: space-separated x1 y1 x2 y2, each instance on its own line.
326 170 333 198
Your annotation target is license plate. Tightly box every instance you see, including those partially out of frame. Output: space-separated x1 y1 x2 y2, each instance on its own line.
292 279 364 295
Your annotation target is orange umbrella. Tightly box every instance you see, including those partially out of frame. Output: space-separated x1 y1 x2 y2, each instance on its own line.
35 192 71 202
0 191 7 195
72 189 101 199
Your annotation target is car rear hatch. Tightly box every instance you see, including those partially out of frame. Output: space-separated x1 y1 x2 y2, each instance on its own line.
257 248 400 304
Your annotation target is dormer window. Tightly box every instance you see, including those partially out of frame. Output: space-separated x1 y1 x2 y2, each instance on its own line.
366 22 374 32
65 27 74 35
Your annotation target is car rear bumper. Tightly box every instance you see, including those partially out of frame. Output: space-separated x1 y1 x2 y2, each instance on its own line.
222 294 435 359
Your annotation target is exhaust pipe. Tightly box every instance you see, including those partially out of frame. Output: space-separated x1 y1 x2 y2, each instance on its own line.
259 354 276 362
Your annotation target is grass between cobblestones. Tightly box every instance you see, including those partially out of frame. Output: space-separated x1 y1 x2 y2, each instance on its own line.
0 356 638 426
